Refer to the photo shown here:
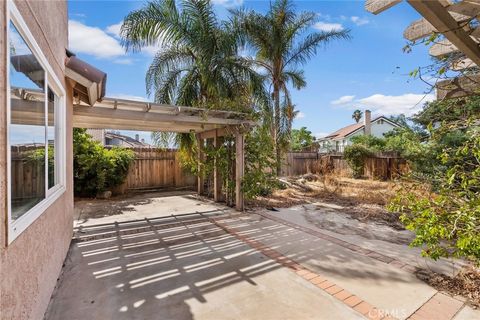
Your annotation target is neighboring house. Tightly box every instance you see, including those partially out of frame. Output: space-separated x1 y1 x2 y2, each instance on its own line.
86 129 151 147
318 110 401 153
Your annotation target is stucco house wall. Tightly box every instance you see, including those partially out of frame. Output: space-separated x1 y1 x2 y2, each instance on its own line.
0 1 73 319
370 119 397 138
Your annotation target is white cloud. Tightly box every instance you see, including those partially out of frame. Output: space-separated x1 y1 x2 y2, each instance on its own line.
314 22 344 32
331 95 355 105
106 21 122 38
113 58 134 65
211 0 243 7
357 93 435 116
69 20 124 58
351 16 370 26
331 93 435 116
317 13 332 21
296 112 306 119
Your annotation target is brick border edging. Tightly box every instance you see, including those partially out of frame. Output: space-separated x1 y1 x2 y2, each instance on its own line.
258 211 420 274
406 292 464 320
207 215 396 320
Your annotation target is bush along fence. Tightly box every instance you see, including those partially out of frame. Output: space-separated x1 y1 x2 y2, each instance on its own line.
280 152 409 180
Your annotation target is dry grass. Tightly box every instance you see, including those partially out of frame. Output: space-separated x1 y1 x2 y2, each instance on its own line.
248 174 407 228
250 174 400 207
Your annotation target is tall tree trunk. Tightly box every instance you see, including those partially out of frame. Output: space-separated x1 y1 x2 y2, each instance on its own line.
273 83 281 176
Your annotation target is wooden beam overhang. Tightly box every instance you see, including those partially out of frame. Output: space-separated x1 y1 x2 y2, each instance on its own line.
407 0 480 67
365 0 480 99
73 97 255 135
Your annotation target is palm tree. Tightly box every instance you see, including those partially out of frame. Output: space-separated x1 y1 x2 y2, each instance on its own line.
352 109 363 123
233 0 350 175
120 0 265 108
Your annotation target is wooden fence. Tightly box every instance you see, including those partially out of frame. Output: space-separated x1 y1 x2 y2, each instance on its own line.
121 148 196 192
281 152 408 180
11 145 45 200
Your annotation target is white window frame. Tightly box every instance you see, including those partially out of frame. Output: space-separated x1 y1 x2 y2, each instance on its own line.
6 0 67 243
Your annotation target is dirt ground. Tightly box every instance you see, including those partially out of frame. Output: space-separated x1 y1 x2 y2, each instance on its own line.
249 174 404 229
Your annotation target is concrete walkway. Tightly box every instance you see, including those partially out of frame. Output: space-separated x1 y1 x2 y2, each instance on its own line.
46 193 479 320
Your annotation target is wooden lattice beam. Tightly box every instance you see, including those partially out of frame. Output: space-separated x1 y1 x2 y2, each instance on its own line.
365 0 401 14
436 74 480 99
407 0 480 66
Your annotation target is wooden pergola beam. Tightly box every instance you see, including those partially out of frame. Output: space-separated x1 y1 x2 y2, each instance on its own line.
436 74 480 99
429 38 459 57
451 57 476 71
365 0 401 14
198 127 229 140
407 0 480 66
404 11 472 42
73 105 246 127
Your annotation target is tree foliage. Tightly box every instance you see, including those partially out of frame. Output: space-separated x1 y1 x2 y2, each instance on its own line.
389 124 480 264
351 109 362 123
290 127 316 151
121 0 266 107
232 0 350 174
73 129 135 197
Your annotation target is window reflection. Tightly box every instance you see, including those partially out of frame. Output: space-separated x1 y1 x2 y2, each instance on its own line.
48 88 57 189
9 22 46 220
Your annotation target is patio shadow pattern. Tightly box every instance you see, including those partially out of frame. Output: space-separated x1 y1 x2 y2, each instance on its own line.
46 211 363 320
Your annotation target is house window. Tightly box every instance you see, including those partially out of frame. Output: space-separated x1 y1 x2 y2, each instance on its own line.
7 2 66 242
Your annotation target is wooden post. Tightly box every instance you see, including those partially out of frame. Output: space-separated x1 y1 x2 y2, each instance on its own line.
213 130 224 202
197 135 204 195
235 132 244 211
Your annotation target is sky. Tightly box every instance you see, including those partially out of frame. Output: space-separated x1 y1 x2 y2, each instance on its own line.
67 0 436 142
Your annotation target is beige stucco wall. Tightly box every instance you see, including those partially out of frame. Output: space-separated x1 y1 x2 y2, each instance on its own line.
0 1 74 319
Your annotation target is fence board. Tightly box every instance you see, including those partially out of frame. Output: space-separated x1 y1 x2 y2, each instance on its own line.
124 148 196 191
281 152 408 180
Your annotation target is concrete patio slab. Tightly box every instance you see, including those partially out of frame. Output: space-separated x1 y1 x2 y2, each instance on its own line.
74 191 233 227
45 213 363 320
217 214 437 320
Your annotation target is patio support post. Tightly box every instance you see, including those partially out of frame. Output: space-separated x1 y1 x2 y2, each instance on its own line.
213 130 224 202
197 134 204 195
235 131 244 211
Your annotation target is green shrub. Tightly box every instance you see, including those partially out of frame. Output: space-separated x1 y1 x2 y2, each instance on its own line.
73 129 135 197
343 144 373 178
389 125 480 264
350 135 386 151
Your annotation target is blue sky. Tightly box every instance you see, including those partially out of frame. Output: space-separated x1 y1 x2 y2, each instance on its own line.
67 0 435 142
